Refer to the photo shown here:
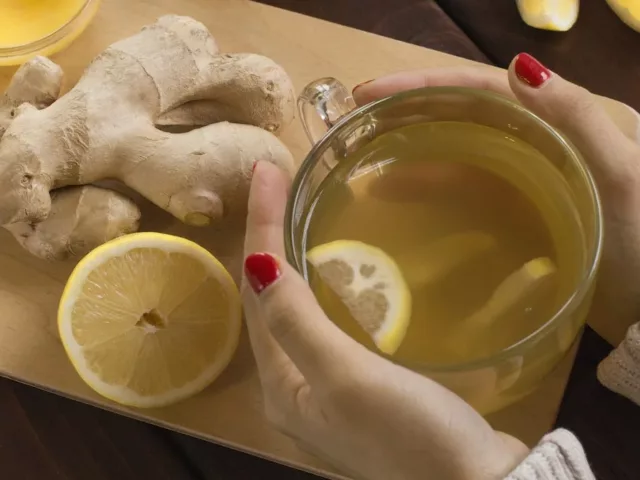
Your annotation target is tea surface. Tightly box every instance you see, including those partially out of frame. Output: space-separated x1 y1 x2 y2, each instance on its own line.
304 121 585 367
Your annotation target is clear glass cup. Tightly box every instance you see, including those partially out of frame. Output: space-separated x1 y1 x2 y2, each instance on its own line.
285 77 603 414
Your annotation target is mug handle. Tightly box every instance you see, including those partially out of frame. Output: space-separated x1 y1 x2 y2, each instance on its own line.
297 77 357 146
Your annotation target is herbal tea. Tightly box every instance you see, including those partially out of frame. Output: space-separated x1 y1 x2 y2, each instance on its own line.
304 121 586 372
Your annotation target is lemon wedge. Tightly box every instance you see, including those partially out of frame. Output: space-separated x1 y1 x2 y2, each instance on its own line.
58 232 241 408
307 240 411 355
516 0 579 31
606 0 640 32
464 257 557 329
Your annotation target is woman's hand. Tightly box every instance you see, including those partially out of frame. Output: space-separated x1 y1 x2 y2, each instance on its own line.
354 54 640 345
241 53 640 479
242 164 528 480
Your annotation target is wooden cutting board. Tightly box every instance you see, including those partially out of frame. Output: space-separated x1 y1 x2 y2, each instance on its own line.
0 1 636 478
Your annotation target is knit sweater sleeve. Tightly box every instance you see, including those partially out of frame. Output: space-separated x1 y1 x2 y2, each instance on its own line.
505 429 595 480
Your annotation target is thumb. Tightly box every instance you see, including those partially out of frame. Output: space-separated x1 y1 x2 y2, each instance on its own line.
244 252 361 382
508 53 638 192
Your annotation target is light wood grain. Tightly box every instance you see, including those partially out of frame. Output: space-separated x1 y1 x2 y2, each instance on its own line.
0 1 636 478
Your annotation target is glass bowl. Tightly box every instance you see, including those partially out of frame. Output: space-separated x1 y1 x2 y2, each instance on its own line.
0 0 101 66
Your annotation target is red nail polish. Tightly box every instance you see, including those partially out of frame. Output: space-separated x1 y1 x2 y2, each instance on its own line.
245 253 281 294
515 53 551 88
352 79 373 93
252 161 258 173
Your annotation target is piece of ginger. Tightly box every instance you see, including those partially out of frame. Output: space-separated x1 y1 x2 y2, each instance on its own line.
0 57 141 260
0 15 296 259
4 186 140 261
0 56 63 135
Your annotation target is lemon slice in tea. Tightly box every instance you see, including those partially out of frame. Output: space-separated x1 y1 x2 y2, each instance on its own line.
464 257 557 329
58 233 241 408
307 240 411 355
516 0 579 31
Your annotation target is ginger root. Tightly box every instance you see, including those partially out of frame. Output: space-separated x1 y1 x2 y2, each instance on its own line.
0 56 63 135
4 186 140 260
0 57 141 260
0 15 296 259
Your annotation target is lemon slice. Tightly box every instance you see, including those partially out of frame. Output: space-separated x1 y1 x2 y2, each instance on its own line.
517 0 579 31
606 0 640 32
464 257 557 329
307 240 411 355
58 232 241 408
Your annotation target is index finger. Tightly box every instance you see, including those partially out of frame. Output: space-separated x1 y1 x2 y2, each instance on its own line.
352 66 513 105
244 161 291 257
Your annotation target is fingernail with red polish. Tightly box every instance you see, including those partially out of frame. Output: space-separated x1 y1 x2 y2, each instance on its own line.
352 79 374 93
252 161 258 173
245 253 281 294
515 53 551 88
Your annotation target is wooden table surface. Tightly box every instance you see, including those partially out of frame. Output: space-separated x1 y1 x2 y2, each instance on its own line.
2 1 639 479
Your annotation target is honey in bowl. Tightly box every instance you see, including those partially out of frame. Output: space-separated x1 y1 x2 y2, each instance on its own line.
1 0 87 47
303 121 587 412
0 0 99 65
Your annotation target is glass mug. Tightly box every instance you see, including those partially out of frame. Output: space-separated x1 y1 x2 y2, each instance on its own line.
284 78 603 414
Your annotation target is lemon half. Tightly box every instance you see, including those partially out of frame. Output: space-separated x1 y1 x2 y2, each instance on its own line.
58 233 241 408
307 240 412 355
606 0 640 32
517 0 579 31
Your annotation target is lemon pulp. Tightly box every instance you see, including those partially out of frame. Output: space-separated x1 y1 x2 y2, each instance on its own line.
58 233 241 408
307 240 412 355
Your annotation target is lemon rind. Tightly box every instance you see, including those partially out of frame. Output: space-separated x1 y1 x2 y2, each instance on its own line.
58 232 242 408
606 0 640 32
